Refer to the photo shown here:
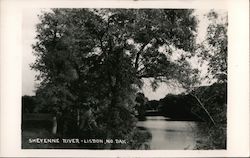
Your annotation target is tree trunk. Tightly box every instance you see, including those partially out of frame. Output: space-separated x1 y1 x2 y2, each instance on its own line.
191 94 216 126
52 116 57 134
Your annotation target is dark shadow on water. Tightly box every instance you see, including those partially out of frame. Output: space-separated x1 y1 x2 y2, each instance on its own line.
137 126 191 132
142 115 203 122
164 129 185 132
164 118 203 122
137 126 148 131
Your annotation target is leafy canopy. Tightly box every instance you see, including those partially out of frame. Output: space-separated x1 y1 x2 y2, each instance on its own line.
31 8 198 142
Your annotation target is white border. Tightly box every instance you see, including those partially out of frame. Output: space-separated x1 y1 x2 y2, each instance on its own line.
0 0 249 157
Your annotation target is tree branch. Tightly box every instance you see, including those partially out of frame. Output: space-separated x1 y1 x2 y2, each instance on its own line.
98 36 108 57
190 93 216 126
134 43 147 71
136 66 145 76
137 73 166 79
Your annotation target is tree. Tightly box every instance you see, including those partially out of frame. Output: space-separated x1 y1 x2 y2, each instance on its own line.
146 100 159 111
159 94 199 120
171 10 228 125
31 9 198 148
186 10 228 149
135 92 148 120
22 95 37 113
197 10 228 83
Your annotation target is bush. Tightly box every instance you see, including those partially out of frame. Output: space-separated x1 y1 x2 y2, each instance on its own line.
192 82 227 149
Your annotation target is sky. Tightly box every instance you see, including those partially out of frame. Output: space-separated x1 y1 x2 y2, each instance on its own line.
22 9 40 96
21 8 223 100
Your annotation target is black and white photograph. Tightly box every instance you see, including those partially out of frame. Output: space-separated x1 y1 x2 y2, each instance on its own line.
21 8 228 150
1 0 249 157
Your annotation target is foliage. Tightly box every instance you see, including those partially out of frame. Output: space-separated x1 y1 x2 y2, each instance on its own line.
192 83 227 123
192 82 227 149
22 95 38 113
145 100 159 110
190 10 228 149
197 10 228 83
135 92 148 121
127 127 152 149
158 94 199 120
31 8 198 148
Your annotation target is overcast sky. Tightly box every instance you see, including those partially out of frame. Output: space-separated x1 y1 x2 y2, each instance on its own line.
22 9 224 100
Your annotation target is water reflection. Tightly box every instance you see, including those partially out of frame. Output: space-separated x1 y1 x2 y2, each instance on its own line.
137 116 198 150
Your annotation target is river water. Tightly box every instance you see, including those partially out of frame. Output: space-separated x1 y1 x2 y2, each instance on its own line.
137 116 199 150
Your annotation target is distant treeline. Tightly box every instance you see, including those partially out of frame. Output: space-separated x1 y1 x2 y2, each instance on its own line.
159 93 200 120
135 82 227 123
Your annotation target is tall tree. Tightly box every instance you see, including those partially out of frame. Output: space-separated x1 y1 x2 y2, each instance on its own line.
31 8 198 148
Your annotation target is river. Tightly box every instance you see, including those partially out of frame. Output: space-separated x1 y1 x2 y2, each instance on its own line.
137 116 199 150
